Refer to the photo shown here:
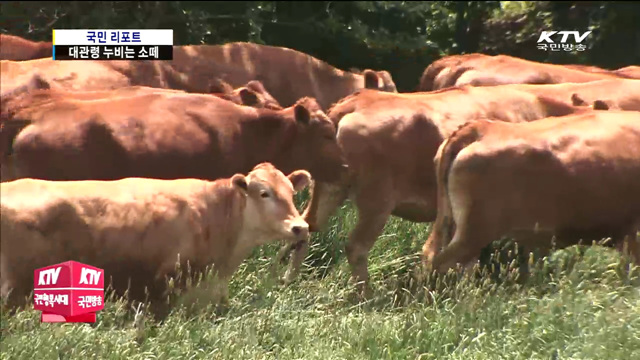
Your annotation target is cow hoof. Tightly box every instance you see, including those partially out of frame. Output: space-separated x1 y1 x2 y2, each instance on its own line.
346 282 373 304
421 250 438 268
214 301 230 316
280 270 298 287
347 289 372 305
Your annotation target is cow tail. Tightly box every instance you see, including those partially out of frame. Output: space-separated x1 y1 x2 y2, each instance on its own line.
418 62 448 91
444 66 475 89
0 119 32 162
0 119 32 181
435 121 484 245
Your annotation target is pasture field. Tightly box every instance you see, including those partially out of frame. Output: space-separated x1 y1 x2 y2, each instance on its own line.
2 192 640 360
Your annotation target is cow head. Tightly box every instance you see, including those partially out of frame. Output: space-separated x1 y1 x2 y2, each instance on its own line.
209 78 283 109
241 81 283 110
208 78 233 94
362 69 398 93
570 93 588 107
232 162 311 243
285 97 348 184
571 93 616 110
592 100 612 110
1 73 50 122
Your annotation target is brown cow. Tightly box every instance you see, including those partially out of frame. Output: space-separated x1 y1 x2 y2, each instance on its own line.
0 34 53 61
1 58 133 96
0 162 311 317
3 92 346 186
0 59 282 110
418 54 625 91
286 87 592 294
417 53 489 92
1 42 397 110
210 79 283 110
615 66 640 80
0 80 284 181
167 43 398 108
1 79 283 122
501 79 640 112
563 64 640 80
423 111 640 275
562 64 615 75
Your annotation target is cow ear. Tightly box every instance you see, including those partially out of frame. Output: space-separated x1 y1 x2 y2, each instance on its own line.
294 104 310 125
287 170 311 192
231 174 248 194
363 69 380 90
571 93 588 106
209 78 233 94
31 73 50 90
246 80 266 94
377 71 397 92
239 88 260 106
593 100 610 110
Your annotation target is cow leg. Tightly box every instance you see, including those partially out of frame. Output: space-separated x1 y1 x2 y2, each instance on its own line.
214 277 230 306
281 241 309 286
280 181 349 285
626 233 640 266
303 180 350 232
345 179 395 299
175 273 231 315
431 206 501 274
615 232 640 266
431 232 481 275
204 273 231 309
1 155 19 182
421 216 450 267
346 207 393 299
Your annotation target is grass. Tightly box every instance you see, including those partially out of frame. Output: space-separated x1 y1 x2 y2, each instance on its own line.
2 191 640 360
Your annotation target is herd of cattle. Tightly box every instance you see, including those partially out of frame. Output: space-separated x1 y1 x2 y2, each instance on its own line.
1 33 639 316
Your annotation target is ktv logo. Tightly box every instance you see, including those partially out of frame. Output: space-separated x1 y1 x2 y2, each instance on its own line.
537 30 592 52
33 261 105 323
37 267 62 286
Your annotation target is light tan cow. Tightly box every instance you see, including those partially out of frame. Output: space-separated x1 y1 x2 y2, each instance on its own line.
423 111 640 274
286 87 591 295
0 162 311 317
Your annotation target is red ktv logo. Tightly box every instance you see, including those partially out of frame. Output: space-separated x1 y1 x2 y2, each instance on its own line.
33 261 105 323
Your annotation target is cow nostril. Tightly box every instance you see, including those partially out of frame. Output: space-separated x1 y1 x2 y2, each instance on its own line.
291 225 309 237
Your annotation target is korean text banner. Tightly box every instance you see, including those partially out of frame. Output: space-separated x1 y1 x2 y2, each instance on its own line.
53 29 173 46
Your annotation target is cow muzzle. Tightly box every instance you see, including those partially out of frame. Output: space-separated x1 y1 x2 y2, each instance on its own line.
288 221 310 242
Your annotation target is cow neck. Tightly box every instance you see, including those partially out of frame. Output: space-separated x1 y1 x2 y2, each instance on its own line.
240 109 297 172
330 73 363 107
195 179 246 277
300 56 362 109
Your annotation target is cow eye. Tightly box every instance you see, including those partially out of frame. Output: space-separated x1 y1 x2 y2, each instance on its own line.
260 190 270 198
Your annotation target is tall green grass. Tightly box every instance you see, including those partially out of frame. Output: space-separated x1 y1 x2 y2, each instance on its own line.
2 192 639 359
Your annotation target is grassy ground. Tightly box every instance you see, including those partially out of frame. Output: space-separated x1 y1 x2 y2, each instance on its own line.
2 192 640 360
